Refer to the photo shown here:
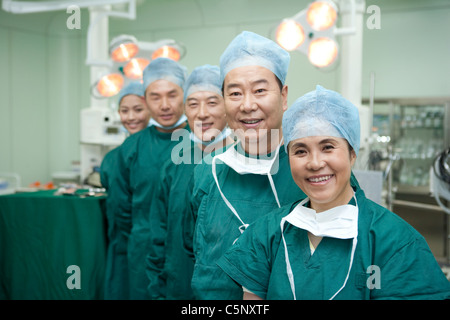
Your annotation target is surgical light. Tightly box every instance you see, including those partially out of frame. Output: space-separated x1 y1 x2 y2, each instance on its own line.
274 0 353 69
95 73 124 97
306 1 338 31
308 37 338 68
123 58 150 79
109 35 139 62
151 45 181 61
275 19 305 51
93 35 186 99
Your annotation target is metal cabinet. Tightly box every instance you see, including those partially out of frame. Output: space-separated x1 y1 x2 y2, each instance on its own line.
368 98 450 262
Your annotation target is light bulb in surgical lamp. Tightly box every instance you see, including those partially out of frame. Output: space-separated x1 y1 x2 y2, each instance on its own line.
151 45 181 61
124 58 150 79
110 42 139 62
275 19 305 51
96 73 124 97
110 35 139 62
308 37 338 68
306 1 338 31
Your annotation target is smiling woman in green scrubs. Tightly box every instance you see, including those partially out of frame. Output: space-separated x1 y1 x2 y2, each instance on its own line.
100 81 149 300
218 85 450 300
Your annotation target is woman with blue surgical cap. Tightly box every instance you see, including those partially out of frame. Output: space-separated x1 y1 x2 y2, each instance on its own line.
145 65 233 299
111 57 189 299
217 85 450 300
100 81 149 300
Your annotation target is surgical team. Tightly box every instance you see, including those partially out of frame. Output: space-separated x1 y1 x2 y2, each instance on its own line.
100 31 450 300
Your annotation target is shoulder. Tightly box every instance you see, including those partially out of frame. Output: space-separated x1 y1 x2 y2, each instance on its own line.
243 202 297 246
357 189 421 241
102 146 120 163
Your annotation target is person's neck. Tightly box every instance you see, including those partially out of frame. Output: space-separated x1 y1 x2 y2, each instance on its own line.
155 121 187 133
310 184 355 213
240 134 283 156
201 136 234 153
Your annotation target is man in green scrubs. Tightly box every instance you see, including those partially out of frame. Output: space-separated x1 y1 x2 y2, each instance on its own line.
186 31 308 300
145 65 233 299
217 86 450 300
111 57 189 299
100 81 150 300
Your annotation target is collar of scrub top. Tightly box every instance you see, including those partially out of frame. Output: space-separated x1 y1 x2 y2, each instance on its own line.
211 138 284 239
280 192 359 300
149 114 188 130
189 127 232 146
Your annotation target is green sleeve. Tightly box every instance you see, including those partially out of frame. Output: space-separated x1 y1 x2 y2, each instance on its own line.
145 159 173 300
217 215 275 300
181 169 196 260
109 136 135 237
371 236 450 300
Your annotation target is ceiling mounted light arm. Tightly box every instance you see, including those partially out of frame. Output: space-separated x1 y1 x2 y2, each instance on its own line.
86 0 136 66
334 0 356 36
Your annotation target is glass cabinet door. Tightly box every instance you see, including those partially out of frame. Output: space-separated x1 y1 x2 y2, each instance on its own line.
391 104 447 191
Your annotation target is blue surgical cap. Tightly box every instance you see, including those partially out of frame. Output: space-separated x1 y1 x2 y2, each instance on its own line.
219 31 290 87
183 65 222 103
142 57 187 90
282 85 360 155
118 81 144 104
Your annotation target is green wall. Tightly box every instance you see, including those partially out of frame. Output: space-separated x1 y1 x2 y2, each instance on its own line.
0 0 449 186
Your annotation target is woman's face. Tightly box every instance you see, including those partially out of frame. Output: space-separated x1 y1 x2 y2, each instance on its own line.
288 136 356 212
118 95 151 134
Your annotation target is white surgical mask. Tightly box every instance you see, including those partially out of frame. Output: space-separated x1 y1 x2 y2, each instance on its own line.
212 139 283 234
280 194 359 300
149 114 187 130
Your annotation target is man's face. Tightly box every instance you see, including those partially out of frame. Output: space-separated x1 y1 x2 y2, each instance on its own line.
223 65 287 154
185 91 227 142
145 79 184 132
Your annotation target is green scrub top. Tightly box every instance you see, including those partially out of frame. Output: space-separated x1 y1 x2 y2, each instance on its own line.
188 144 308 299
100 146 130 300
218 187 450 300
146 143 204 300
113 124 190 299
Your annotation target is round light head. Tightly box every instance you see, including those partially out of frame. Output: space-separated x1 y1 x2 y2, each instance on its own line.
151 45 181 61
109 35 139 62
306 1 338 31
275 19 305 51
308 37 338 68
124 58 150 79
96 73 124 97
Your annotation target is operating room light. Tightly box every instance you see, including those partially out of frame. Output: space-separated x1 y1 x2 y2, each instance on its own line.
306 1 338 31
275 19 305 51
274 0 347 69
110 42 139 62
151 45 181 61
92 35 186 98
123 58 150 79
96 73 124 97
308 37 338 68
